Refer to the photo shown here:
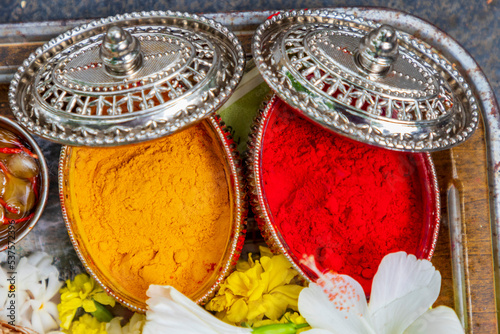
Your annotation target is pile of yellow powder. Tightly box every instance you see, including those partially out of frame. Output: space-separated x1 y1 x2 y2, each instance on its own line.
67 122 233 303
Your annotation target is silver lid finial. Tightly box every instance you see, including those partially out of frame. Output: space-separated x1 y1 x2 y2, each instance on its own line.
100 26 143 76
355 24 399 76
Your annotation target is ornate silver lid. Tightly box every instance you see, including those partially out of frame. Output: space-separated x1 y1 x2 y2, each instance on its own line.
252 10 479 152
9 11 245 146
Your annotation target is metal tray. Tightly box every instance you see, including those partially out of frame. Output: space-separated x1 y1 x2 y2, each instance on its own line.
0 8 497 333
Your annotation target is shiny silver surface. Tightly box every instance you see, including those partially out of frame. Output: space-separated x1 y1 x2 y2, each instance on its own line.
448 183 469 331
0 116 49 252
9 11 246 147
252 10 479 152
355 25 398 76
100 26 143 76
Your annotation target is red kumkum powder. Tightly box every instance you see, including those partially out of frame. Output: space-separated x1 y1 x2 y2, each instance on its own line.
261 98 432 294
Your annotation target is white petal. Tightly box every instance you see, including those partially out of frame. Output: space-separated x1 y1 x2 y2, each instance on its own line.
37 309 59 333
107 317 125 334
29 253 58 280
143 285 252 334
44 273 63 301
27 252 50 267
30 310 44 334
368 252 441 334
0 267 8 287
42 301 59 320
301 329 336 334
0 289 8 311
403 306 464 334
298 280 375 334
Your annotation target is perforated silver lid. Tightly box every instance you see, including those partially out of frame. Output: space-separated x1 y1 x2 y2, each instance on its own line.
252 10 479 152
9 11 245 146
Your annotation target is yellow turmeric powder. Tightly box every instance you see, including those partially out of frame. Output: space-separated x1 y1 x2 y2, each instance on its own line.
66 121 233 303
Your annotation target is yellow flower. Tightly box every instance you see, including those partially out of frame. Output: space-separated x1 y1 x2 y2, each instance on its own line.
58 273 116 329
252 311 308 328
63 314 107 334
206 246 305 326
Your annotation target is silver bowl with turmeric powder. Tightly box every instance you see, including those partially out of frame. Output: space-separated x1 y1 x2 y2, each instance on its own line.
59 115 246 312
33 11 250 312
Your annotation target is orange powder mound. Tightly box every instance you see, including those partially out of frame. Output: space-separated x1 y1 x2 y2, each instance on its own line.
66 122 232 302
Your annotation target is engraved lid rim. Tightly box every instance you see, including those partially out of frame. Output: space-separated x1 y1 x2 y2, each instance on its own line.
9 10 246 147
252 9 479 152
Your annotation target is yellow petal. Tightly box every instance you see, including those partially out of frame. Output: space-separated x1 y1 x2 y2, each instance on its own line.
58 297 82 312
271 285 305 309
224 271 251 296
82 299 97 313
236 253 254 272
205 295 227 312
261 294 288 320
259 246 273 259
244 262 264 283
252 318 276 327
225 298 248 324
247 299 267 322
58 308 79 330
280 311 307 324
261 255 296 290
69 314 107 334
94 291 116 307
60 291 81 302
244 264 266 300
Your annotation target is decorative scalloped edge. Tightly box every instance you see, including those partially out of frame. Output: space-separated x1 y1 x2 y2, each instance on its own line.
245 94 441 284
251 9 479 152
58 115 247 312
9 10 246 147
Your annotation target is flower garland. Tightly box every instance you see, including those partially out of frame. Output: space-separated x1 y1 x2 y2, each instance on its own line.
141 252 465 334
0 249 464 334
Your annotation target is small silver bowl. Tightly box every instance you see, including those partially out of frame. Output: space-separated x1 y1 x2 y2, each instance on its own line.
0 116 49 252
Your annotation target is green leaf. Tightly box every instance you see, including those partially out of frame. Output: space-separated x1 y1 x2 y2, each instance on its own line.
252 322 309 334
90 301 113 323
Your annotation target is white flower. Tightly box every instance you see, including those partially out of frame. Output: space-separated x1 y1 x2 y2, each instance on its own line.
0 252 62 334
107 313 146 334
298 252 464 334
142 285 252 334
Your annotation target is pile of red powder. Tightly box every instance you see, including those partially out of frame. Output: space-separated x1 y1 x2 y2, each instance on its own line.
260 98 428 294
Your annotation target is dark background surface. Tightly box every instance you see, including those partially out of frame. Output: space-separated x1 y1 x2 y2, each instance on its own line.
0 0 498 100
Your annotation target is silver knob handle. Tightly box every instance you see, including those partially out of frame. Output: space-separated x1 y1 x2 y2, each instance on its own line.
355 24 399 76
100 26 143 76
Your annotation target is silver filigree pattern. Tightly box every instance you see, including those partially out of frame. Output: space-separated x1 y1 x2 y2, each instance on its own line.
10 11 245 146
252 9 479 152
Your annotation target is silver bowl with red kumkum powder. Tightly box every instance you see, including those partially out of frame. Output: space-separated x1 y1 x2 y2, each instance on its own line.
0 116 48 252
248 10 479 294
9 11 247 312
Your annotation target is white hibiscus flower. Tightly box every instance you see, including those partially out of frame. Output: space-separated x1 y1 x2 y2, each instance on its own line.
143 285 252 334
298 252 464 334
